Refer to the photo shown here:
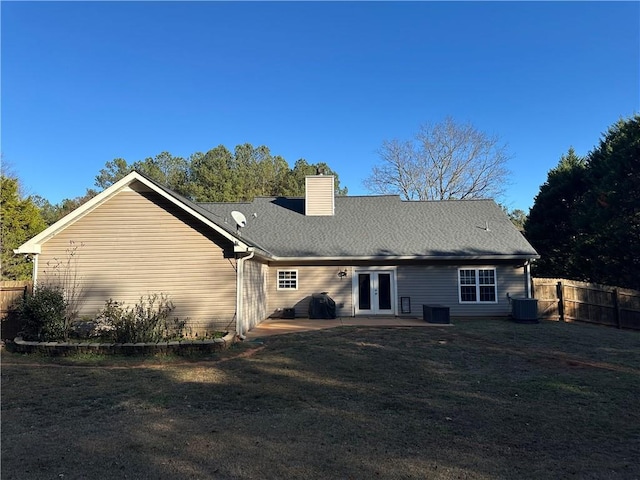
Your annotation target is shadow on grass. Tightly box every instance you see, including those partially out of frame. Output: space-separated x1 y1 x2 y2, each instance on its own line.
1 319 639 479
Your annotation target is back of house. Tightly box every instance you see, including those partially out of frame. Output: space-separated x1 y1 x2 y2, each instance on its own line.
16 172 539 336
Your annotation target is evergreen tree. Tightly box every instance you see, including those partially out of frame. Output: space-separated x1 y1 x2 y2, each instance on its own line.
95 158 131 189
286 159 348 196
133 152 190 196
37 144 348 226
1 175 47 279
575 115 640 289
525 148 587 278
188 146 237 202
526 115 640 290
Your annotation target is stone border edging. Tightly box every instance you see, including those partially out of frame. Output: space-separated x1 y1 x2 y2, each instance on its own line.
10 331 237 356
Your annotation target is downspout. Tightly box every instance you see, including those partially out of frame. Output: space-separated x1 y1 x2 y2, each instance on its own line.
524 260 532 299
32 254 39 288
235 249 255 340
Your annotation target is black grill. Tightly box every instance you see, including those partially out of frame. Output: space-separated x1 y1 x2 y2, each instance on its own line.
308 292 337 319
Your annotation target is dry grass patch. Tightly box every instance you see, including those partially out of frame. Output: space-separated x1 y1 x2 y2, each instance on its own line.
2 319 639 479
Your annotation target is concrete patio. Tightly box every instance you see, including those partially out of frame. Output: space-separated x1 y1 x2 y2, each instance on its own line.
244 316 453 339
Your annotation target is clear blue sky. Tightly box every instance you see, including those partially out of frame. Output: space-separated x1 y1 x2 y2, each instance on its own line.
2 1 638 212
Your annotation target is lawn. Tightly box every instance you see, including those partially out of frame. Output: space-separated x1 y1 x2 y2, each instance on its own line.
1 319 639 480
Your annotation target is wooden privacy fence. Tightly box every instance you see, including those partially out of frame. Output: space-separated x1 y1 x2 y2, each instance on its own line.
532 278 640 330
1 281 33 340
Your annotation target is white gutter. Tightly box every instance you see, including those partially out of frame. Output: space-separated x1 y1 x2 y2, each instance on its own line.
235 248 256 339
262 254 541 262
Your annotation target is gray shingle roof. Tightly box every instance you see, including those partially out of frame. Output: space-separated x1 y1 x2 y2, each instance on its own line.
197 196 539 260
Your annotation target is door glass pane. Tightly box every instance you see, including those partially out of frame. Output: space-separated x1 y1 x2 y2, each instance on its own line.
378 273 391 310
358 274 371 310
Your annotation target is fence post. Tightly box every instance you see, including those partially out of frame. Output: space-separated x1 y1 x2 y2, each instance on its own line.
557 281 565 322
613 289 621 329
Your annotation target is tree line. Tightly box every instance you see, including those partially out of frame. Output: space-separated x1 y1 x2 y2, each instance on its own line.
4 119 516 280
33 144 347 226
1 144 346 279
525 114 639 290
3 116 637 290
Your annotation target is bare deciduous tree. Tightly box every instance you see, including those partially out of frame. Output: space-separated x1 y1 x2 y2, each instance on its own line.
364 117 511 200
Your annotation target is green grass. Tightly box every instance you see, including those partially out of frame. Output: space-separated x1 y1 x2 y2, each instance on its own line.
1 318 639 479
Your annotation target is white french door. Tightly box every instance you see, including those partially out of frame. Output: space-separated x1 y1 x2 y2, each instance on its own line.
354 270 396 315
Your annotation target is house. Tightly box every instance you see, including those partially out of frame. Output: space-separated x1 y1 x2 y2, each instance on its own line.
15 171 539 336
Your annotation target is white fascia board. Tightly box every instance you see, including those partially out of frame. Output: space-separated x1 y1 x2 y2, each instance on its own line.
14 244 41 255
14 171 251 254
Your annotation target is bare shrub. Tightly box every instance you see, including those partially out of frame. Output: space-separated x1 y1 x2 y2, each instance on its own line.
97 294 186 343
41 240 85 332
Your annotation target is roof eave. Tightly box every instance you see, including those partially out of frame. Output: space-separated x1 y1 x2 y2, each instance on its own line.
13 244 41 255
263 254 541 262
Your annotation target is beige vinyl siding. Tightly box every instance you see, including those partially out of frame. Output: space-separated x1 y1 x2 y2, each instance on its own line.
37 185 237 333
242 258 269 332
305 176 334 216
268 265 352 317
397 264 527 317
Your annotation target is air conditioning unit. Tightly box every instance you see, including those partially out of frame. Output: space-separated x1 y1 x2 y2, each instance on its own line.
423 304 450 324
511 298 539 323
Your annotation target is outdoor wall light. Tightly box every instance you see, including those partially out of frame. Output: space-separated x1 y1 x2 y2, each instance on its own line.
337 269 348 279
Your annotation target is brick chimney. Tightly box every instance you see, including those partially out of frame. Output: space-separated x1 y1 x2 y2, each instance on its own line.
305 174 335 216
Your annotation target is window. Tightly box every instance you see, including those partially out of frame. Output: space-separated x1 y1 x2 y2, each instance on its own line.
458 268 497 303
277 270 298 290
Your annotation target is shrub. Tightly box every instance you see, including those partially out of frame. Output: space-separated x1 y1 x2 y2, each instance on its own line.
17 285 68 341
97 294 186 343
70 316 115 340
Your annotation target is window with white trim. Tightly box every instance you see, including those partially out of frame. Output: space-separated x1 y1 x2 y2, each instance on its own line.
277 270 298 290
458 268 497 303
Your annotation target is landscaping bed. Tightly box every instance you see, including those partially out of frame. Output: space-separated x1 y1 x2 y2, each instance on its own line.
8 331 235 356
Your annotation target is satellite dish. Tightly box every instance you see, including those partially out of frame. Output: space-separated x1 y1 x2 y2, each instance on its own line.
231 211 247 229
